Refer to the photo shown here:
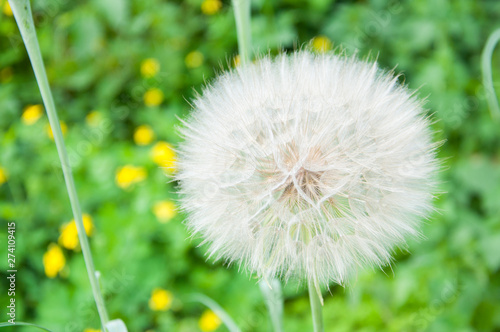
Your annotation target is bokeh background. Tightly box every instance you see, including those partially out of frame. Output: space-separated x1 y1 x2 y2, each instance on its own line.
1 0 500 331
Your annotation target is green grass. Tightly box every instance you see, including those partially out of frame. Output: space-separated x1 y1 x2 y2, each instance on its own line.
1 0 500 331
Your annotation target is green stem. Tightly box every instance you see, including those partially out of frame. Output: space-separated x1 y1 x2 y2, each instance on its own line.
259 278 284 332
232 0 252 65
0 322 55 332
308 280 324 332
189 294 242 332
8 0 110 329
481 28 500 121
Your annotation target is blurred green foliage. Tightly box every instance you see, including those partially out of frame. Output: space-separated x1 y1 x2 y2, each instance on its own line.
1 0 500 331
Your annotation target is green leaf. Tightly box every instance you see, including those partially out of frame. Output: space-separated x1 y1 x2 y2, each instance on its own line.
0 322 55 332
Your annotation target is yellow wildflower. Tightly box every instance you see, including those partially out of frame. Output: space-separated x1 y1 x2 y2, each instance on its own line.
0 67 13 83
151 141 176 170
59 214 94 250
144 88 164 107
201 0 222 15
199 310 222 332
148 288 173 311
46 121 68 140
43 244 65 278
115 165 147 189
83 329 101 332
134 125 155 145
0 166 7 186
311 35 333 53
141 58 160 78
153 201 177 223
85 111 102 127
185 51 204 69
21 104 44 125
3 1 12 16
233 55 241 67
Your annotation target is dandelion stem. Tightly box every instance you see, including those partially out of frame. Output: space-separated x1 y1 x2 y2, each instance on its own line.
8 0 110 329
481 28 500 121
259 279 284 332
232 0 252 65
308 280 324 332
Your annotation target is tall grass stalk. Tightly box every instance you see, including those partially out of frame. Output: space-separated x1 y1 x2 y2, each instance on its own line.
190 294 242 332
232 0 252 65
481 28 500 121
8 0 110 329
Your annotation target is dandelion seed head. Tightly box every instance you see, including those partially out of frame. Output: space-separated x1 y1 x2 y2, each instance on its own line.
176 51 439 288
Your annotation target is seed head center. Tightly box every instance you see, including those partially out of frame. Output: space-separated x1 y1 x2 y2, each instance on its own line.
281 167 323 202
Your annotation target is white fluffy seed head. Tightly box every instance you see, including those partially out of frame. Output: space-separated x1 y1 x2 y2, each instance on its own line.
176 51 439 289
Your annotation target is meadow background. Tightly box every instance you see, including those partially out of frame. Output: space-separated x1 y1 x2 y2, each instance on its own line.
1 0 500 331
